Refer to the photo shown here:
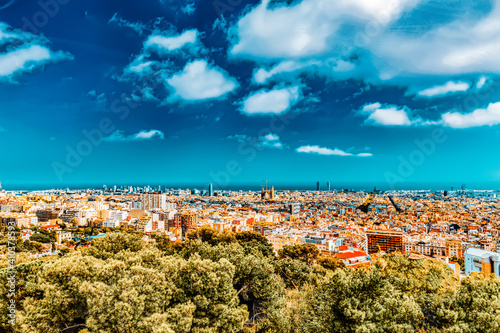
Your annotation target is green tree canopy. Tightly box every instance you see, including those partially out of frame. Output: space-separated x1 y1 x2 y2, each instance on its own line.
278 244 320 266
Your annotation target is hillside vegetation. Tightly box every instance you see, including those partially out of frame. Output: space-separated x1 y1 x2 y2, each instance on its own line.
1 227 499 333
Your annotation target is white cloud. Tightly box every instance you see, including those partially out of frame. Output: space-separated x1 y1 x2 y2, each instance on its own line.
373 4 500 76
128 60 154 74
0 45 50 77
104 129 165 142
417 81 470 97
118 54 164 84
361 103 382 112
253 59 318 84
360 101 500 129
166 60 238 101
108 13 146 35
230 0 500 83
360 103 414 126
230 0 418 60
133 130 165 140
87 90 107 105
259 133 284 149
263 133 279 141
252 58 358 84
476 76 487 89
241 86 300 115
296 145 372 157
359 100 500 129
145 29 199 53
0 23 72 82
440 102 500 128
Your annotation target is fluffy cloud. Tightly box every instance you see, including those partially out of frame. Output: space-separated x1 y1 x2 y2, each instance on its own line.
230 0 500 84
259 133 284 149
166 60 238 101
241 86 300 115
359 101 500 129
145 29 199 54
0 22 72 82
360 103 415 126
417 81 471 98
440 102 500 128
230 0 417 60
373 3 500 77
104 129 165 142
118 26 236 104
296 145 372 157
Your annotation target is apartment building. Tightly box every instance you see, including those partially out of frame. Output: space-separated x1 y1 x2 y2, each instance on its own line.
366 229 404 254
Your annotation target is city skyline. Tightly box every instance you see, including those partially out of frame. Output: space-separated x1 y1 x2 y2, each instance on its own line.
1 0 500 187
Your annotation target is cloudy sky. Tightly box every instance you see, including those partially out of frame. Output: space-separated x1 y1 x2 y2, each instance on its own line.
1 0 500 189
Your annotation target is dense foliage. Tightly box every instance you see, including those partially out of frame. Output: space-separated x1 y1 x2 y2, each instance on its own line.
1 226 499 333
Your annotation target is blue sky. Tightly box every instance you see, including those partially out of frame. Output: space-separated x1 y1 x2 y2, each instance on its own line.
1 0 500 190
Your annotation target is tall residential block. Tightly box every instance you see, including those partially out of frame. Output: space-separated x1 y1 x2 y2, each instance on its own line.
171 212 199 237
142 193 167 211
366 229 404 254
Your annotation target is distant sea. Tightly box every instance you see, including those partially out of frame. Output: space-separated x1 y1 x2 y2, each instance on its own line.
3 182 500 192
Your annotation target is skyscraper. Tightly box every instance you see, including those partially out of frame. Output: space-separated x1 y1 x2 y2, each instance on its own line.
208 183 214 196
326 182 330 192
316 181 320 192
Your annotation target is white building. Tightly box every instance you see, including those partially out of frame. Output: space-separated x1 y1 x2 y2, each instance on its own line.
142 193 167 211
109 210 128 221
56 230 73 244
103 220 121 228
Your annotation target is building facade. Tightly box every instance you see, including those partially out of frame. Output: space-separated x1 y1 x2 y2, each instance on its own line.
366 229 404 254
464 248 500 277
142 193 167 211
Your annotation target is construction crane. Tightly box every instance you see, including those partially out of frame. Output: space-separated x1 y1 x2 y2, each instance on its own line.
357 191 404 214
357 194 374 213
387 195 402 213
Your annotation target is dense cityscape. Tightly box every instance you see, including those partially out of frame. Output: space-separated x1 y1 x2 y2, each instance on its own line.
3 182 500 332
3 0 500 330
2 182 500 277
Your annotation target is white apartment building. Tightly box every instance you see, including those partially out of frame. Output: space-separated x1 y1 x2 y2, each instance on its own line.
109 210 128 221
103 220 121 228
142 193 167 211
